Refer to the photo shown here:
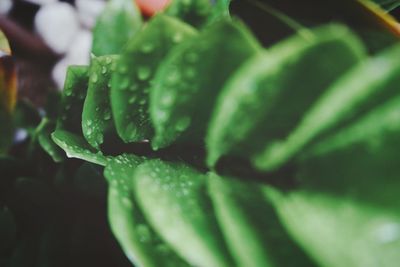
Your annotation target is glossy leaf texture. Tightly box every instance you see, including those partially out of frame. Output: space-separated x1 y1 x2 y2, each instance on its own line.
133 160 234 267
82 55 120 150
110 15 197 143
265 94 400 267
206 24 366 168
92 0 143 56
165 0 231 28
52 130 109 166
35 118 65 163
104 154 190 267
150 18 261 150
253 43 400 171
208 173 315 267
56 66 89 135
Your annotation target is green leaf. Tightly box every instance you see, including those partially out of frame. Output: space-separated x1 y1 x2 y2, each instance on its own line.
165 0 231 28
150 18 261 149
110 15 197 143
92 0 142 56
82 55 120 150
133 160 234 267
206 24 366 168
52 130 109 166
36 118 65 163
254 43 400 172
264 95 400 267
56 66 89 135
208 173 315 267
104 154 189 267
371 0 400 10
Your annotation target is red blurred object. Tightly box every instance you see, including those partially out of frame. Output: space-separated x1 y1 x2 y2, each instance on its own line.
135 0 171 16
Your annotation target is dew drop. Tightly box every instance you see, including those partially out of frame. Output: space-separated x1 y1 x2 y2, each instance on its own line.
141 43 155 54
137 66 151 81
91 73 99 83
175 117 191 131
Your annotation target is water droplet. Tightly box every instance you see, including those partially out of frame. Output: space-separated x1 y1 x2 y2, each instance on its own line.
105 57 112 64
137 66 151 81
184 68 196 79
175 117 191 131
141 43 155 54
101 66 107 74
136 224 152 243
119 65 128 74
103 110 111 120
91 73 98 83
128 96 137 104
119 77 130 90
172 32 183 43
161 94 173 106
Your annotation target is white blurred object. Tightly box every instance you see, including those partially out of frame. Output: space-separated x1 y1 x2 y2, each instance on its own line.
34 2 80 54
76 0 106 29
25 0 57 5
52 57 70 89
52 30 92 89
0 0 12 14
67 30 92 65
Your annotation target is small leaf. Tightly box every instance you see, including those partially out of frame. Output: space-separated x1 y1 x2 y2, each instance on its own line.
150 18 261 150
208 173 316 267
82 55 120 150
110 15 197 143
52 130 109 166
36 118 65 163
165 0 230 28
133 159 234 267
254 43 400 172
56 66 89 135
264 95 400 267
104 154 189 267
206 24 366 168
92 0 143 56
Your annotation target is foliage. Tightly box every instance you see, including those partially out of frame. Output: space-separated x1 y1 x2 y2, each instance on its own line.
2 0 400 267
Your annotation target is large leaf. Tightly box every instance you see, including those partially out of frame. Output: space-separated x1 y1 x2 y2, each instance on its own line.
82 55 120 150
110 15 197 143
150 18 261 149
253 43 400 171
264 95 400 267
92 0 142 56
133 160 234 267
104 154 189 267
208 173 315 267
206 24 366 168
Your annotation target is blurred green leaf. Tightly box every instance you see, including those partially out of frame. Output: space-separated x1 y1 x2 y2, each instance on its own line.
92 0 143 56
110 15 197 143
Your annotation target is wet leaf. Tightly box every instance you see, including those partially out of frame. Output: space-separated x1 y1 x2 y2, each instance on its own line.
265 95 400 267
208 173 315 267
150 18 261 150
56 66 89 135
52 130 109 166
110 15 196 143
206 24 366 168
254 43 400 172
104 154 189 267
82 55 120 150
36 118 65 163
133 159 234 267
92 0 143 56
